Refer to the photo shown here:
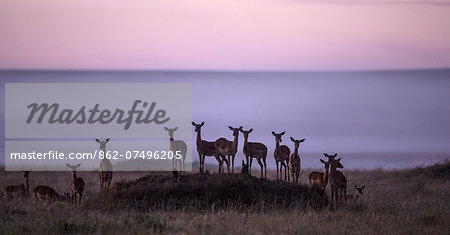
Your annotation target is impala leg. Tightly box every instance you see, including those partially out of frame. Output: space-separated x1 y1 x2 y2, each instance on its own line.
256 158 263 178
108 172 112 188
276 162 279 181
231 155 235 173
227 156 231 173
263 157 267 179
286 160 290 182
99 172 103 191
198 152 202 173
249 157 253 176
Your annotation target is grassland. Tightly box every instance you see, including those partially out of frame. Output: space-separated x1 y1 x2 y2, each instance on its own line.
1 161 449 234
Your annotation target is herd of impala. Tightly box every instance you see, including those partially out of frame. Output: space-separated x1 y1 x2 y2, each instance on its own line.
190 121 365 204
3 121 365 206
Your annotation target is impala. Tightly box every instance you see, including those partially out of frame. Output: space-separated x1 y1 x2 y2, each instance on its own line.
324 153 347 202
241 128 268 178
164 127 188 171
328 157 347 203
96 138 113 191
346 185 365 203
272 131 290 181
215 126 242 173
289 137 305 184
4 170 31 200
192 121 222 173
66 163 85 206
32 185 70 204
308 159 329 190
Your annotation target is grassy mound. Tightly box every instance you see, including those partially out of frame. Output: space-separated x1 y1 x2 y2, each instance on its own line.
400 160 450 180
83 173 328 212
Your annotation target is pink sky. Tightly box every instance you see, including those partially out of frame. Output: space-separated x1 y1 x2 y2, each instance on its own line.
1 0 449 70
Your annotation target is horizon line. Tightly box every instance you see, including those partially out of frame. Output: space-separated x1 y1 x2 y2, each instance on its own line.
0 67 449 74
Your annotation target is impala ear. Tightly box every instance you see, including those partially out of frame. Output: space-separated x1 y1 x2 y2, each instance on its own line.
76 163 81 168
272 131 276 136
239 126 243 130
249 128 253 133
334 153 338 157
66 164 71 168
323 153 328 157
106 138 110 142
300 138 305 142
173 127 178 131
228 126 233 130
191 121 196 126
201 122 204 126
290 137 295 142
355 185 358 189
95 139 100 142
336 158 341 161
280 131 285 135
320 159 326 164
361 186 365 189
164 127 169 131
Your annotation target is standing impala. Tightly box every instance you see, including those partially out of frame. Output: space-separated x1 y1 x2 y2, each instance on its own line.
324 153 347 202
96 138 113 191
241 128 268 178
192 121 222 173
4 170 31 200
215 126 242 173
32 185 70 204
289 137 305 184
164 127 187 171
66 164 85 206
272 131 290 181
328 157 347 203
308 159 329 190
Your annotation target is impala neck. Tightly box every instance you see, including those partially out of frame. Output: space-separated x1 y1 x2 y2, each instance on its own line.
196 130 202 146
72 172 77 181
294 146 299 157
275 141 280 152
323 166 329 183
233 134 239 151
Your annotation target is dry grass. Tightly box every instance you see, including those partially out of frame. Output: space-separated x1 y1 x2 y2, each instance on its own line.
1 161 449 234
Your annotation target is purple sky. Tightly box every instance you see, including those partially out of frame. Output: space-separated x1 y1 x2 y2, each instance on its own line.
1 0 449 70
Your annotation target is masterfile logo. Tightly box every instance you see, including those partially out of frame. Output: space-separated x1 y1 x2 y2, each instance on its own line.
5 83 192 139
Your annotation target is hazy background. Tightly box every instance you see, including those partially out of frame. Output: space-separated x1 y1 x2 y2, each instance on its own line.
1 70 449 169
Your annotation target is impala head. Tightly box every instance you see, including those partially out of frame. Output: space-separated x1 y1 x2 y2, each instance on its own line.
228 126 243 136
290 137 305 148
21 169 31 177
330 158 344 169
191 121 205 132
355 185 365 195
66 163 81 172
164 127 178 138
319 159 329 170
95 138 110 150
323 153 338 163
272 131 286 143
240 128 253 139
